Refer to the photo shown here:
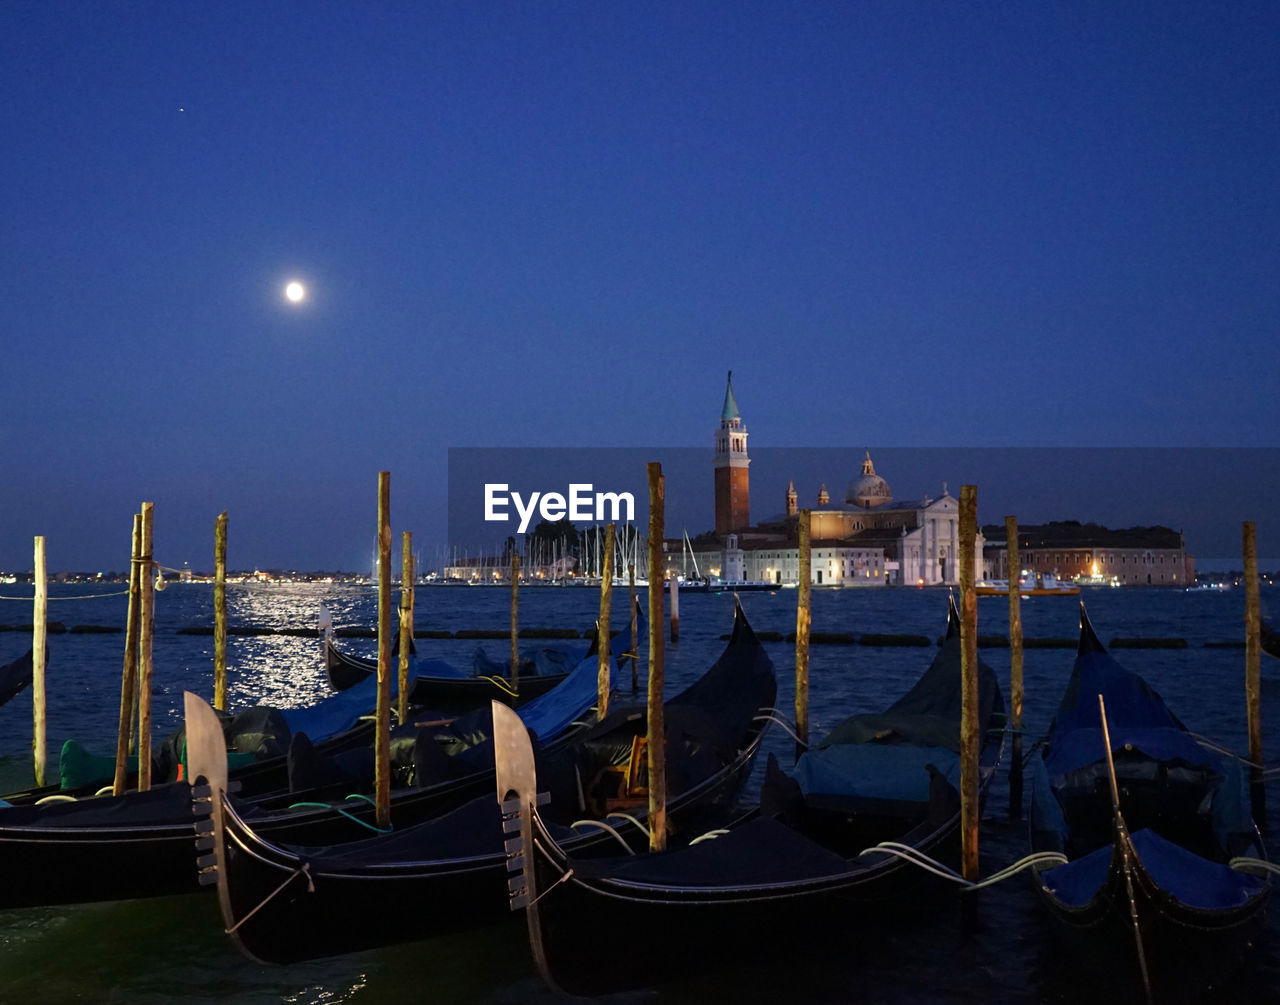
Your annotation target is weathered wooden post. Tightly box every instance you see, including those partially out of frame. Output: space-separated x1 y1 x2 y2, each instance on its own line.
1006 515 1024 819
137 502 156 792
509 553 521 696
32 536 47 787
398 531 414 725
1244 521 1265 827
375 473 392 830
628 562 638 693
214 510 228 711
959 485 980 882
669 574 680 643
114 514 142 795
598 522 615 719
646 463 668 852
795 509 812 761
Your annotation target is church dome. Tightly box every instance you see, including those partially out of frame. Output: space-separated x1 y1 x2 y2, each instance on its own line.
845 451 892 508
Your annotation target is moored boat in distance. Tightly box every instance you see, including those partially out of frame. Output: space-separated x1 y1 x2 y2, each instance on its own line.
975 571 1080 597
1072 572 1123 588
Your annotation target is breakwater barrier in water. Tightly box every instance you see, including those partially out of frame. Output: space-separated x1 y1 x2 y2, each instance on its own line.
0 624 1240 648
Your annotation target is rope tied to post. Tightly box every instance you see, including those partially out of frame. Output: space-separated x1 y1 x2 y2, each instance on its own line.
753 709 808 749
856 842 1068 890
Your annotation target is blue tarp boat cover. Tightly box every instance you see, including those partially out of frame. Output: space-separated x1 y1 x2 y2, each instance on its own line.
472 643 590 679
281 668 404 741
516 653 612 743
1043 644 1220 778
791 625 1002 803
1041 827 1266 910
793 743 959 803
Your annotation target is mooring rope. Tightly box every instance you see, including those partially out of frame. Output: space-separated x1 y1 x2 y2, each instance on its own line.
690 829 731 845
1229 856 1280 878
0 589 132 601
1186 732 1280 775
285 795 392 834
528 867 575 907
569 818 635 853
225 862 314 935
857 842 1068 890
476 674 520 697
604 811 645 833
754 709 807 748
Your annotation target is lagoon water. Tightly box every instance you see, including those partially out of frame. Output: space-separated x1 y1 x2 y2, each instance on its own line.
0 581 1278 1004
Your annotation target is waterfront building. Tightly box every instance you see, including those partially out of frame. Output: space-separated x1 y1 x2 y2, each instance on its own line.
981 521 1194 586
678 376 973 586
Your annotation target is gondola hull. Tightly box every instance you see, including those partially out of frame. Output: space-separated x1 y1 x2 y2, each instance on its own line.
0 647 34 707
497 596 1006 996
1027 604 1271 995
0 718 383 909
325 638 570 710
208 726 764 964
0 644 603 910
516 774 997 997
195 603 778 964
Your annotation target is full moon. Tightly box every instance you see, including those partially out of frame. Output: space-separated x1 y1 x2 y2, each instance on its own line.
285 281 306 303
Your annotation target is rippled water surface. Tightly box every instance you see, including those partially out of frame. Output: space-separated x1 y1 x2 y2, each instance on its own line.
0 582 1278 1003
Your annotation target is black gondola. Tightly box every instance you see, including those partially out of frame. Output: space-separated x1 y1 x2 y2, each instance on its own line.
1027 603 1271 997
0 647 34 708
189 602 777 964
493 596 1005 996
1262 616 1280 660
0 649 603 910
324 637 579 709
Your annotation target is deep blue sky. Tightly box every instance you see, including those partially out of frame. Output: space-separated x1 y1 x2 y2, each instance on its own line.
3 2 1277 572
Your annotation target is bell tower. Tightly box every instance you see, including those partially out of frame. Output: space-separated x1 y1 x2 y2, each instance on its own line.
714 371 750 537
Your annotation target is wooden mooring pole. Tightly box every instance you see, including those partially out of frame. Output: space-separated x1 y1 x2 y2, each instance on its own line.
959 485 980 883
1244 521 1265 828
669 574 680 643
1006 515 1023 820
795 510 812 761
32 536 47 787
598 523 615 719
399 531 414 725
214 511 228 711
137 502 156 791
375 473 392 830
629 562 638 693
113 514 142 795
509 553 521 696
646 463 667 852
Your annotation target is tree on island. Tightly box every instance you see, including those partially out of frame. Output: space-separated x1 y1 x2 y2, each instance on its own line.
525 517 581 574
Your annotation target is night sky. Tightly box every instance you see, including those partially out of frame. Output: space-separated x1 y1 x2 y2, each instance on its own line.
3 3 1277 572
